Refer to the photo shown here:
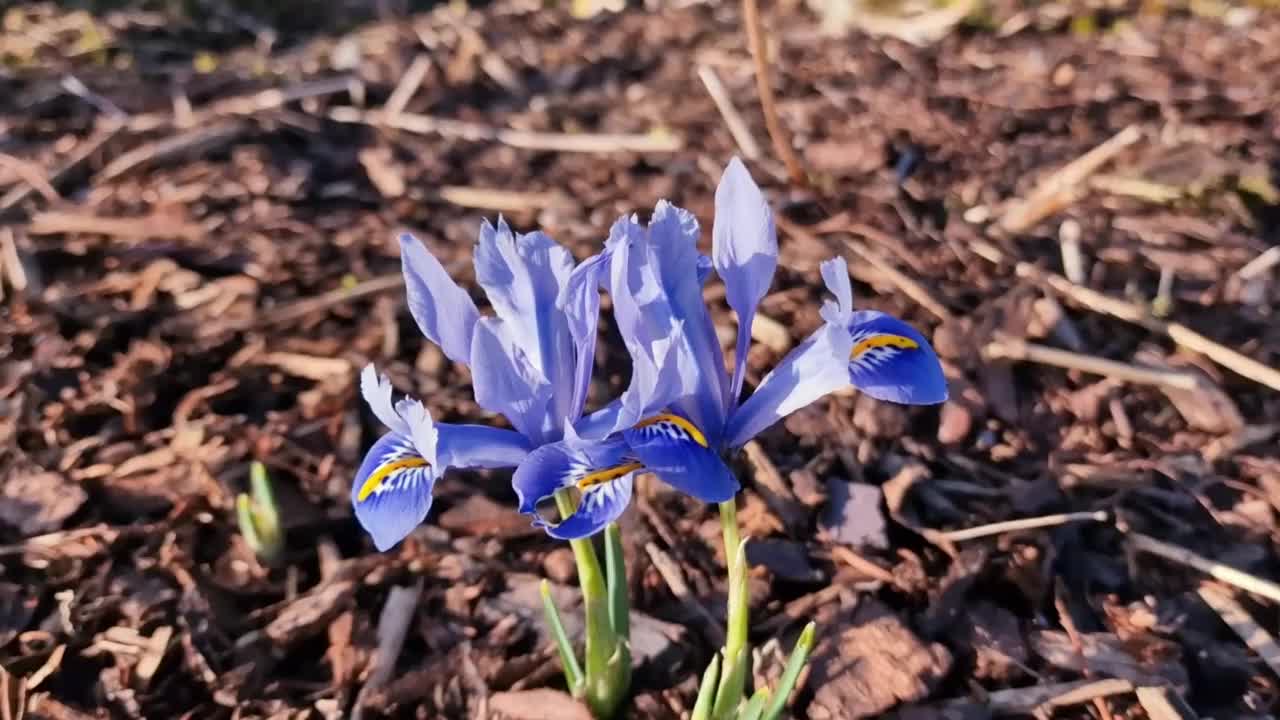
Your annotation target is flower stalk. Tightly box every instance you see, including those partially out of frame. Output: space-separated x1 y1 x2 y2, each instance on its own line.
551 489 631 718
691 495 817 719
713 499 751 717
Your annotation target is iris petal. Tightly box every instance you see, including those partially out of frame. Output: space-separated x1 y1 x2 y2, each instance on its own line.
846 310 948 405
648 201 731 437
623 413 739 502
436 423 532 469
361 364 410 438
352 432 438 551
601 217 684 433
819 256 854 326
559 250 610 422
512 437 638 539
712 157 778 404
400 233 480 366
474 218 576 423
549 477 634 540
724 323 854 448
696 254 713 285
470 317 555 444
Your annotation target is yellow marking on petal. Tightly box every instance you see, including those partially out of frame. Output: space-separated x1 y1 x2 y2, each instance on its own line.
577 462 643 490
357 457 430 502
850 334 919 359
634 412 710 448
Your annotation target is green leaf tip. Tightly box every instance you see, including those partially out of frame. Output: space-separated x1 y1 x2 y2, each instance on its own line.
236 461 283 565
539 579 585 694
761 622 818 720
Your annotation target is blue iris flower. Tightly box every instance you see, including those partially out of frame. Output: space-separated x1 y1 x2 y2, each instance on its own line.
352 220 610 551
512 157 948 540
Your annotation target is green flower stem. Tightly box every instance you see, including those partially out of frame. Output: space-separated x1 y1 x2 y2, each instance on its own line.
718 500 749 655
714 498 750 717
603 522 632 712
554 489 628 719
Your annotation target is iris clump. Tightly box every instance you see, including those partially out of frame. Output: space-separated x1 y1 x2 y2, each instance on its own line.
512 157 947 540
349 157 946 719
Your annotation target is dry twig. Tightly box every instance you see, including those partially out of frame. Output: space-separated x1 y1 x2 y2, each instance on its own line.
384 55 433 120
1134 686 1199 720
938 511 1109 543
644 542 724 647
999 125 1142 233
740 0 805 185
982 337 1204 391
1126 531 1280 604
697 64 763 161
331 109 683 154
352 580 425 720
1197 585 1280 680
972 239 1280 393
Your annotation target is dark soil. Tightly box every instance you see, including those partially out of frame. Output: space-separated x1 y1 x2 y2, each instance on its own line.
2 0 1280 718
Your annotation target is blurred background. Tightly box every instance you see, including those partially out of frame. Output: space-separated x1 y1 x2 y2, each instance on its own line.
1 0 1279 718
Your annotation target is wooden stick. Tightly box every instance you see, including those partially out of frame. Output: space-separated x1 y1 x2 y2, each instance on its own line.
971 238 1280 393
697 64 763 161
0 122 122 216
384 55 433 120
1236 246 1280 281
1134 686 1199 720
644 542 725 647
29 210 204 240
431 186 567 213
0 153 60 203
945 678 1134 714
332 108 683 154
741 0 806 185
982 337 1204 391
938 510 1108 543
352 580 424 720
97 121 247 183
1127 531 1280 604
0 228 26 295
999 125 1142 233
1197 585 1280 680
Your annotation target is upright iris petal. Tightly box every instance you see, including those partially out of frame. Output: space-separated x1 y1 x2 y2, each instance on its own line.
648 202 731 438
470 317 555 443
713 157 778 403
400 234 479 366
474 218 576 426
558 250 610 422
